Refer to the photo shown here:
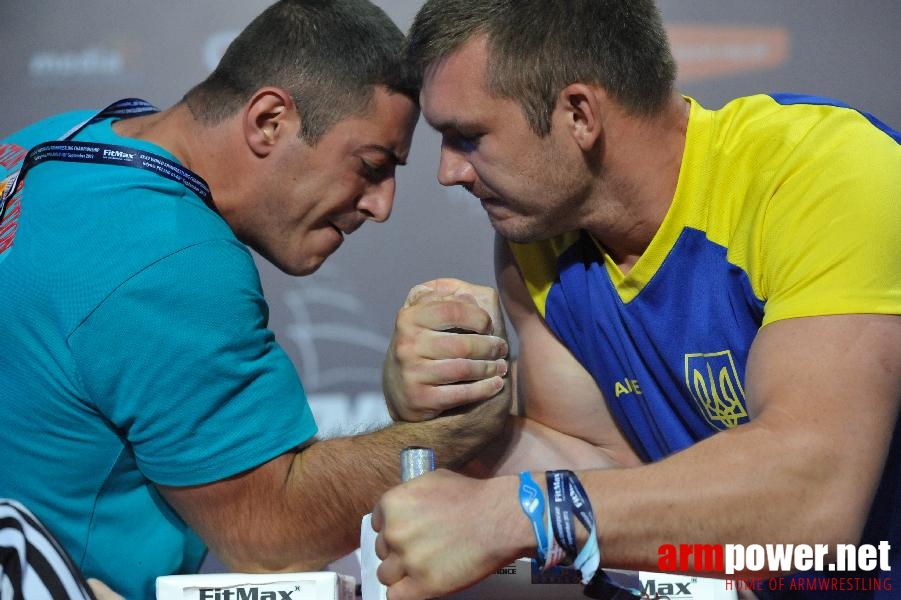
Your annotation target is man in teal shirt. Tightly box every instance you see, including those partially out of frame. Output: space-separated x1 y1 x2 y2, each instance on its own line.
0 1 512 598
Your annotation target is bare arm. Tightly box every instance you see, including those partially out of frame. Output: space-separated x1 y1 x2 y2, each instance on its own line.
466 238 642 474
158 384 510 573
373 242 901 599
382 239 641 475
589 312 901 569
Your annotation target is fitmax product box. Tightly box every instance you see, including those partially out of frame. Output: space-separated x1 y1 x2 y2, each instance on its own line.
156 572 355 600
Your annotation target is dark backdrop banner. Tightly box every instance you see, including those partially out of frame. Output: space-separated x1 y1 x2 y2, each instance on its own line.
2 0 898 431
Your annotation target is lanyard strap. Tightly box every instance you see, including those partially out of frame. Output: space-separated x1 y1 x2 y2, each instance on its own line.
1 98 212 220
21 141 212 205
60 98 161 140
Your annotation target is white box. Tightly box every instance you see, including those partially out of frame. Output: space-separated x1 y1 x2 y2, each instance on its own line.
156 571 355 600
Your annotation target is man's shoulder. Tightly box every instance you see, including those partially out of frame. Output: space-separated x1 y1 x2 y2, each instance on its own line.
3 110 96 148
1 111 96 182
711 93 898 149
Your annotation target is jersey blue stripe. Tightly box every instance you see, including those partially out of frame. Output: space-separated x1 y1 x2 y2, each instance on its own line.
769 92 901 144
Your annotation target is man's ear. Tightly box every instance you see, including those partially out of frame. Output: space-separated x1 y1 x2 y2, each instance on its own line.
556 83 604 152
242 87 298 157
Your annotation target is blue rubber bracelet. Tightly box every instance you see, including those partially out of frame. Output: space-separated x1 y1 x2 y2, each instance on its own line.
518 471 549 566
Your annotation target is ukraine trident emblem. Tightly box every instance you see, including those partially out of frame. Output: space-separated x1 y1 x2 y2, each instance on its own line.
684 350 749 430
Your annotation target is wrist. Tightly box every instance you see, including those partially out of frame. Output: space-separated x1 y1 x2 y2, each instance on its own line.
451 388 511 445
512 469 602 584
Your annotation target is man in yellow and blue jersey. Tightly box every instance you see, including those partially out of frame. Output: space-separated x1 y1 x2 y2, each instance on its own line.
374 1 901 599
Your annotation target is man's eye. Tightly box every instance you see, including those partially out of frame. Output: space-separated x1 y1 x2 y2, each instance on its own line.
447 133 481 152
360 160 388 181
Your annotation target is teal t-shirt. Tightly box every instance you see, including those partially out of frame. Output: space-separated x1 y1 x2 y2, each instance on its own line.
0 108 317 599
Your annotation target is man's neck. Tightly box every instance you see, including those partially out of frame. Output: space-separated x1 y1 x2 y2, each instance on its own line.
111 103 243 212
113 103 201 167
583 93 690 273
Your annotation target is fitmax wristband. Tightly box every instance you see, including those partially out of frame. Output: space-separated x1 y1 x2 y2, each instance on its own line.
546 470 578 562
543 498 569 570
547 470 601 584
547 476 642 600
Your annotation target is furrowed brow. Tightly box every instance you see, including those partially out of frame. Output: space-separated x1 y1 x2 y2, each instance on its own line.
358 144 406 166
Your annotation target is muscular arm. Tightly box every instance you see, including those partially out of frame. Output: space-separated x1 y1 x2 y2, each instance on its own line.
381 239 640 475
498 222 901 563
374 242 901 599
158 387 509 573
466 238 642 475
587 311 901 570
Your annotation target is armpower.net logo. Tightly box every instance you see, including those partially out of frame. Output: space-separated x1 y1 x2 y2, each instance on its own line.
658 542 892 595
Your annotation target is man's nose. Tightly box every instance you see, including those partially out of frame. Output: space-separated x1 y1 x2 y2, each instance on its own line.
437 146 476 188
359 177 396 222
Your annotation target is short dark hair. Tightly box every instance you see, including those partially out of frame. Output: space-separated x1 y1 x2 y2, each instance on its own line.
184 0 416 143
406 0 677 136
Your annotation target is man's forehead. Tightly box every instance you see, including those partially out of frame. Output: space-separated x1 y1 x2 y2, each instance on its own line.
422 36 489 88
421 71 489 131
421 84 513 138
421 84 503 136
347 90 417 157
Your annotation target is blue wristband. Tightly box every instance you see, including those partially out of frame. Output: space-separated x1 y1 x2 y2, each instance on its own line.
546 470 578 563
518 471 549 566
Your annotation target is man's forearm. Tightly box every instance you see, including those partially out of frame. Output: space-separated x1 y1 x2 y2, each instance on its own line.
500 316 901 576
463 420 855 574
460 418 888 581
463 415 630 478
215 388 511 572
567 418 889 576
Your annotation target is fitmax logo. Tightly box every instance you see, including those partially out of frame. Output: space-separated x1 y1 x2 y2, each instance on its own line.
198 588 296 600
102 149 134 160
641 578 693 597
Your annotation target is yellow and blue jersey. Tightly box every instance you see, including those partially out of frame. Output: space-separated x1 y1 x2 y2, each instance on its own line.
510 93 901 462
511 94 901 592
